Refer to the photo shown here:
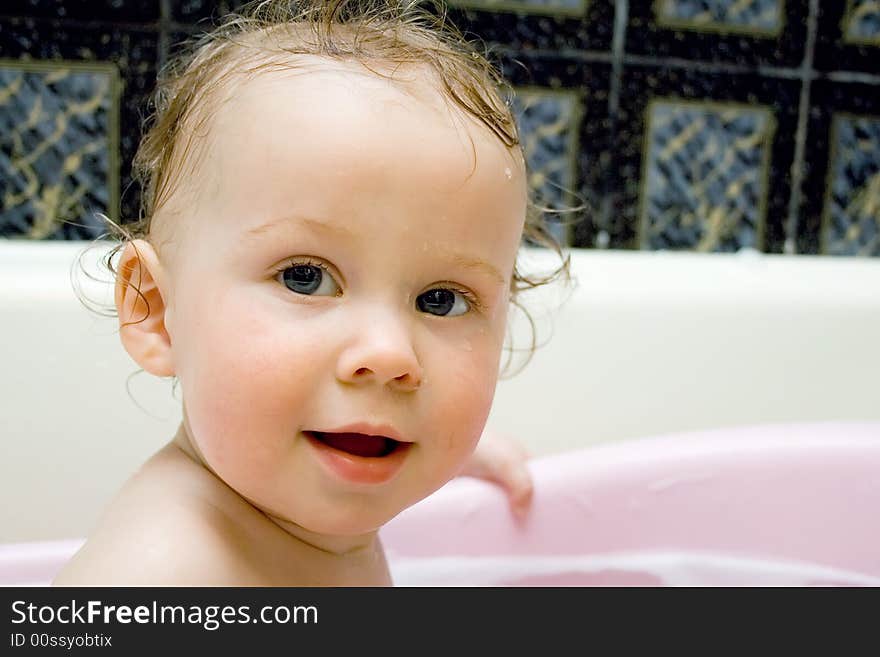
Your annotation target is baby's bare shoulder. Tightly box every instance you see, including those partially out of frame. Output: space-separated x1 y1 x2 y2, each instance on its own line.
53 502 237 586
53 444 262 586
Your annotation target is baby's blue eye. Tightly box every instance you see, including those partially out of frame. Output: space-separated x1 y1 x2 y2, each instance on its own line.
281 264 340 296
417 289 470 317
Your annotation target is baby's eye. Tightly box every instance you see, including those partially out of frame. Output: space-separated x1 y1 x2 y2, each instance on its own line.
277 261 341 297
416 288 473 317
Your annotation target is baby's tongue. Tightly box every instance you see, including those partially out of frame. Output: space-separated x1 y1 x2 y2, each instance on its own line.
320 432 389 457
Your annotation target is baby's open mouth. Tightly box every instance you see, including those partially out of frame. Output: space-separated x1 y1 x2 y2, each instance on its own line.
305 431 404 458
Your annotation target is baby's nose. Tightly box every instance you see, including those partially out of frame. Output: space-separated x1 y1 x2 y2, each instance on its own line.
350 365 422 391
335 318 423 391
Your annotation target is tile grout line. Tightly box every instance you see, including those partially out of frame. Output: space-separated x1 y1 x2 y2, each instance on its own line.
823 70 880 84
784 0 820 254
598 0 628 249
492 44 879 85
158 0 171 72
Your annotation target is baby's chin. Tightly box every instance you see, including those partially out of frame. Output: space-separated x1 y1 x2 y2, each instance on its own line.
262 483 452 541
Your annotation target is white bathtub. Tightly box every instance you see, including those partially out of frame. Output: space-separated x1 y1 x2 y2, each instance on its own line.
2 422 879 586
2 240 880 565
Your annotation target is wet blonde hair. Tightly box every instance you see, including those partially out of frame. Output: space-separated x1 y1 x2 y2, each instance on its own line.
84 0 573 378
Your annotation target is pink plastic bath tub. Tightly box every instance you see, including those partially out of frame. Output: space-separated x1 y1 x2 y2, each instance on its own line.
3 422 879 586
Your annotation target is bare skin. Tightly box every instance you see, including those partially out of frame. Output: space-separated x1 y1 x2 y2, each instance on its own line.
55 424 392 586
53 422 529 585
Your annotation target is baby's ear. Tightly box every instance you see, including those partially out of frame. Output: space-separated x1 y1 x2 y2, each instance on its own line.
114 239 175 377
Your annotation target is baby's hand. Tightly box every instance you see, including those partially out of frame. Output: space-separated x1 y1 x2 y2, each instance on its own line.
458 429 534 519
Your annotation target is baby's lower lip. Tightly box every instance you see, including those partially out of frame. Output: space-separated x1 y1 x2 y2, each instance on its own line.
303 431 412 485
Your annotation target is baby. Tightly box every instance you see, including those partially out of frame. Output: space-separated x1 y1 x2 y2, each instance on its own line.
54 0 568 586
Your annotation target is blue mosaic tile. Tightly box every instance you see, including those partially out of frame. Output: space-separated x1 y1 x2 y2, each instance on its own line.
511 88 580 246
173 0 238 24
0 19 158 230
0 61 118 239
451 0 587 17
655 0 784 35
454 2 612 54
628 1 807 69
844 0 880 45
823 116 880 256
2 1 159 22
815 2 878 73
640 100 775 252
174 0 590 22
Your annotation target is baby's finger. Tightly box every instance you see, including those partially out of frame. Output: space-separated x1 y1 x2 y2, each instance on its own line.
497 459 534 519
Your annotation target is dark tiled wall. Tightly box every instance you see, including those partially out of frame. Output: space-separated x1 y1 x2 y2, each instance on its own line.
1 1 878 255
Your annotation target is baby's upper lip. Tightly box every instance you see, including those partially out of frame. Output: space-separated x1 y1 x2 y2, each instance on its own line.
309 422 409 443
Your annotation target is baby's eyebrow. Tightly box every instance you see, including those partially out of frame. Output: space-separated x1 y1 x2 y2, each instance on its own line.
246 215 356 240
443 252 506 286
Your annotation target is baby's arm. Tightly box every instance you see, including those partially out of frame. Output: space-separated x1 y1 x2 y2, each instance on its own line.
458 430 534 518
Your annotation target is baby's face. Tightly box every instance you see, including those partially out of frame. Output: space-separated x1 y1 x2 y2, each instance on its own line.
160 61 526 536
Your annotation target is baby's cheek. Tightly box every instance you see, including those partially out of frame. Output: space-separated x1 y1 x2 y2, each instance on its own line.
180 333 294 456
432 347 498 455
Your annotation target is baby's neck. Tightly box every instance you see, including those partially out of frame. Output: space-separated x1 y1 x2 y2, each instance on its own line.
261 512 378 557
169 426 392 585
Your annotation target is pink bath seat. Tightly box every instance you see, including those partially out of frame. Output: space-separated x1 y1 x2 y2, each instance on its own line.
381 421 880 585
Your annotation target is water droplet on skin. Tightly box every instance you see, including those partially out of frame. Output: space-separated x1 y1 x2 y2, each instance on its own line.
504 167 512 180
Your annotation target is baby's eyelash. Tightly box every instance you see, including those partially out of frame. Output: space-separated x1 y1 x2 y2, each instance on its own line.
274 257 329 276
434 282 484 312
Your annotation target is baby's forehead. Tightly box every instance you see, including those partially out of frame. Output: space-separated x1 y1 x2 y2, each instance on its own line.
150 50 524 252
223 63 511 169
215 55 455 126
202 57 522 175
